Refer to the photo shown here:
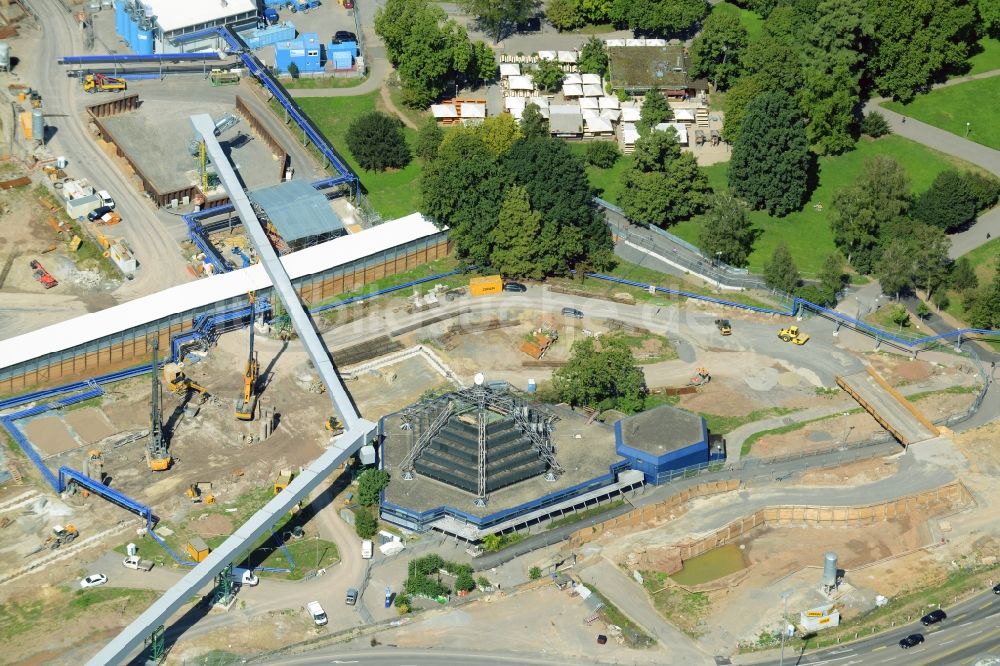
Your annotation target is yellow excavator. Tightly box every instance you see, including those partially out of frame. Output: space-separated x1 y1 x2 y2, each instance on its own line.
235 292 259 421
162 363 210 396
146 339 172 471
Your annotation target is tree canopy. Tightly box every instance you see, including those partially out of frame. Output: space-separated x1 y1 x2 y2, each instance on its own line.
520 102 550 138
912 169 978 232
763 242 801 293
357 469 390 506
532 58 565 92
608 0 709 35
345 112 412 172
552 336 646 413
636 91 673 135
578 36 610 77
698 193 757 268
728 90 811 216
689 10 749 90
490 185 547 279
620 128 710 225
459 0 540 42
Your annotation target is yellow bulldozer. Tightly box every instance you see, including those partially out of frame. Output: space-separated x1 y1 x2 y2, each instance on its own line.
162 363 210 396
777 325 810 345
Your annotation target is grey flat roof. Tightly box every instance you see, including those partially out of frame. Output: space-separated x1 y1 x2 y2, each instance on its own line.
382 403 622 518
618 405 704 455
251 179 343 243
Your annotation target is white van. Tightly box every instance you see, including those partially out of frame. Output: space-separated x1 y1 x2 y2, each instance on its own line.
307 600 328 626
231 567 259 586
361 539 373 559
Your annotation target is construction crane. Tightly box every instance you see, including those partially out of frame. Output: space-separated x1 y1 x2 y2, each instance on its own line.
146 339 171 471
235 292 259 421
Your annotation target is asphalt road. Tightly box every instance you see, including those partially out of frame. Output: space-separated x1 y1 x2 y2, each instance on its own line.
262 647 587 665
743 589 1000 666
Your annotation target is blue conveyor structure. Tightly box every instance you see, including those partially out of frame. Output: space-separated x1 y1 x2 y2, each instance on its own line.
59 52 225 65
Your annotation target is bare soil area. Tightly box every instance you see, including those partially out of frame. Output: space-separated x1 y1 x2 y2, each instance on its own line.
678 383 765 417
798 457 900 486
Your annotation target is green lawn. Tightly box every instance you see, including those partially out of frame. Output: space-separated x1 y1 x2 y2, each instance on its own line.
670 136 982 276
711 1 764 42
281 76 367 89
967 37 1000 76
883 77 1000 151
296 92 423 220
942 236 1000 321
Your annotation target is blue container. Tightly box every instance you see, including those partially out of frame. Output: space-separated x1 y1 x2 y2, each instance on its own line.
135 24 154 55
327 40 356 57
527 379 536 393
264 8 279 24
115 1 126 40
128 10 138 49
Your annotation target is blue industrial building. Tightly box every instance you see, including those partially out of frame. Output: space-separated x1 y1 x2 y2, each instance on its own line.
275 32 323 74
326 40 357 70
378 384 721 540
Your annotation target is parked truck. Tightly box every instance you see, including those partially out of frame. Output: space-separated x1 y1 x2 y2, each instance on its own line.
122 555 154 571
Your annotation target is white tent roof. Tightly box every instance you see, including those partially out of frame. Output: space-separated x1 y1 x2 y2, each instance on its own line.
0 214 442 370
645 39 667 46
585 116 614 133
507 75 534 91
581 108 600 120
147 0 256 33
557 50 578 63
563 83 584 97
431 104 457 119
580 97 600 110
581 73 602 85
505 97 526 111
599 96 620 110
563 73 582 85
582 83 603 97
673 108 696 121
625 39 646 46
622 122 640 145
528 96 550 109
500 63 521 77
605 39 626 47
461 103 486 119
537 51 557 61
600 109 621 122
621 103 641 122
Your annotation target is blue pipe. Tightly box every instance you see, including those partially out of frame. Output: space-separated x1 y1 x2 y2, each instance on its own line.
59 52 224 64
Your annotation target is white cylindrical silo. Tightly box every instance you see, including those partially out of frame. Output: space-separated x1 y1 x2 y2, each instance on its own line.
822 552 838 588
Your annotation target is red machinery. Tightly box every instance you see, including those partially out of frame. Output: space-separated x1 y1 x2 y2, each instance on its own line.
30 259 58 289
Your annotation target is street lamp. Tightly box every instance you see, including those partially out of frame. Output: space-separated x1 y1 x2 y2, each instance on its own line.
966 122 971 137
778 589 793 666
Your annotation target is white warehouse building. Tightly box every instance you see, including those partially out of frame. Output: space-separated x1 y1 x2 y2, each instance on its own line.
117 0 259 54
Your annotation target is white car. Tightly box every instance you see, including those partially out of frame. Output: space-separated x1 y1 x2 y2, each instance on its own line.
80 573 108 588
97 190 115 209
361 539 373 559
306 600 327 626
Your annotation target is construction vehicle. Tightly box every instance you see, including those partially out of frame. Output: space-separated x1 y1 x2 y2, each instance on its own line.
235 292 259 421
122 555 155 571
689 367 711 386
714 319 732 336
186 482 215 504
95 211 121 226
778 325 810 345
209 68 240 86
325 416 344 434
146 339 171 471
162 363 209 396
46 524 79 549
30 259 57 289
274 469 293 495
82 73 126 93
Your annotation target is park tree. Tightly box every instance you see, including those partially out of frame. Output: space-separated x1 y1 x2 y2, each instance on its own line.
354 507 378 538
552 336 646 413
912 169 978 232
720 75 768 143
689 10 749 90
761 4 810 42
415 116 445 162
357 469 391 506
909 223 952 300
547 0 586 31
818 253 846 301
472 114 523 156
520 102 550 138
728 90 811 216
967 273 1000 329
490 185 546 279
459 0 541 42
608 0 709 35
698 193 757 267
468 40 498 85
286 62 300 79
860 111 891 138
740 35 803 92
636 91 672 135
421 129 505 265
346 112 412 171
620 128 710 225
763 242 801 293
376 0 434 62
876 238 914 298
978 0 1000 36
503 137 614 272
578 36 610 77
862 0 978 102
951 257 978 292
799 0 865 155
585 141 621 168
962 171 1000 211
830 156 911 273
532 58 565 92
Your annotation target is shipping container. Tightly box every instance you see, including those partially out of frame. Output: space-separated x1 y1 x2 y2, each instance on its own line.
469 275 503 297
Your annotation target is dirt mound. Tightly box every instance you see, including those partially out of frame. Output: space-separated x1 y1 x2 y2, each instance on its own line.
192 514 233 537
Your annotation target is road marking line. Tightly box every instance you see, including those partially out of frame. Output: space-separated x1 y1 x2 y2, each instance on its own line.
940 639 955 645
959 620 973 626
872 646 888 651
981 603 992 609
969 629 984 636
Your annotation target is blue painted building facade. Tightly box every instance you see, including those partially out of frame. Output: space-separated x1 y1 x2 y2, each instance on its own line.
275 32 322 74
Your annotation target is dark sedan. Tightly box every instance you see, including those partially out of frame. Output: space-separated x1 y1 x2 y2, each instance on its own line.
503 281 527 293
899 633 925 649
921 609 947 626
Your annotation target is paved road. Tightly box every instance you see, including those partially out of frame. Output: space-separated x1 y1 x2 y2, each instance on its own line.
739 588 1000 666
263 647 589 665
